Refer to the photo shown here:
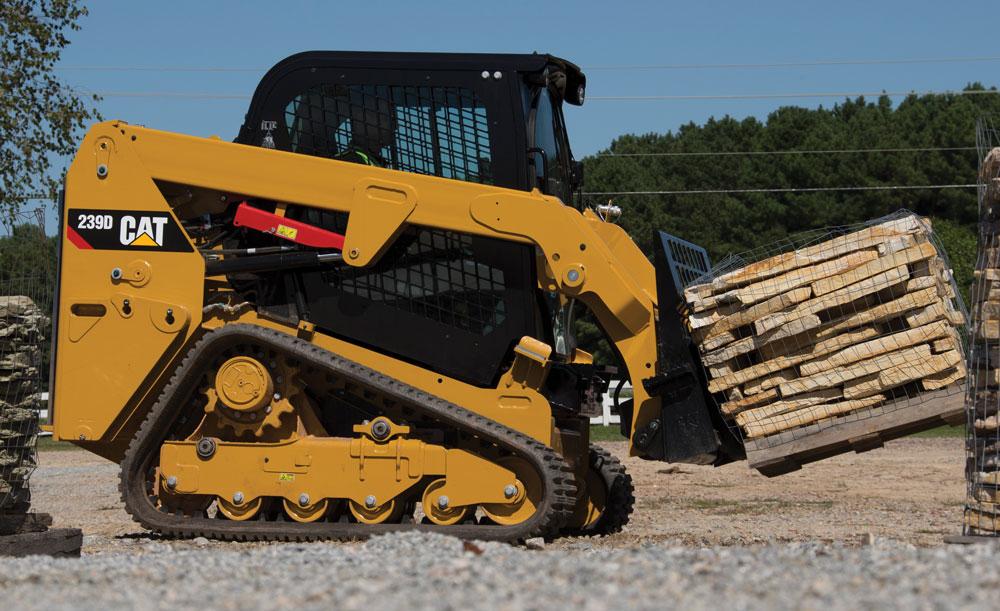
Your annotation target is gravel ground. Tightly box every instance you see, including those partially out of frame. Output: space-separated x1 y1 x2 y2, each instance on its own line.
2 531 1000 610
28 437 967 553
3 437 997 608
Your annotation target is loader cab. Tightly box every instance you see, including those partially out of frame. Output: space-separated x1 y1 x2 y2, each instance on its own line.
233 51 587 388
236 50 585 201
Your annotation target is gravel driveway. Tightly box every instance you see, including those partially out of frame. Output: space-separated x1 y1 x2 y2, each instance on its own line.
5 437 994 608
1 531 999 610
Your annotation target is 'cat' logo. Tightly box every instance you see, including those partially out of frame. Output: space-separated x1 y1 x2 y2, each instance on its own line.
67 209 193 252
119 215 168 247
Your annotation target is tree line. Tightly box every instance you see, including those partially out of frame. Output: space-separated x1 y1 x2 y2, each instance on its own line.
574 85 998 363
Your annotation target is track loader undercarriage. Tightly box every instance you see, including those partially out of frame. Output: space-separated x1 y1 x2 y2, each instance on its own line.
121 324 612 540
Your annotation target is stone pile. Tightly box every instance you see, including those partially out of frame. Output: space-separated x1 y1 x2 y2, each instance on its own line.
967 146 1000 534
0 296 46 521
684 214 966 441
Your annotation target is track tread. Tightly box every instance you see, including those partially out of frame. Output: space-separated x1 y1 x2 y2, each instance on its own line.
568 444 634 536
119 324 576 542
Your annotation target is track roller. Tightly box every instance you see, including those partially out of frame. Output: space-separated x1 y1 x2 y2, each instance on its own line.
480 456 539 526
421 479 472 526
283 497 331 523
217 495 264 521
349 497 404 524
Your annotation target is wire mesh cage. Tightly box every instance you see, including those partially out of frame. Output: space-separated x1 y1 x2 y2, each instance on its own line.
683 209 968 451
0 210 53 525
964 116 1000 535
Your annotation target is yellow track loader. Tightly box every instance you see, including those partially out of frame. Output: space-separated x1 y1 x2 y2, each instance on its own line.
49 51 760 540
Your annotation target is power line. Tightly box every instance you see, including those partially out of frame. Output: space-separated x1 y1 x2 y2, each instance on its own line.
57 65 264 73
594 146 977 158
589 90 1000 101
81 88 1000 102
54 55 1000 73
582 184 978 196
585 55 1000 71
13 184 980 201
86 90 251 100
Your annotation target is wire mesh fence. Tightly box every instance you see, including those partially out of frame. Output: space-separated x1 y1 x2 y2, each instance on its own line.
0 210 53 524
964 116 1000 535
683 209 968 449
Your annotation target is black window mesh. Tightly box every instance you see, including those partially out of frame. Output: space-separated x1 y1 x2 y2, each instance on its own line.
284 84 493 184
318 228 507 336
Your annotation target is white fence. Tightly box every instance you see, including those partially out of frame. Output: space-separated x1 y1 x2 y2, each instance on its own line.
37 391 51 437
590 380 630 426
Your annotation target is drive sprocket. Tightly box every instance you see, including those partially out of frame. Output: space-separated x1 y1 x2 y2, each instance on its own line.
202 353 297 438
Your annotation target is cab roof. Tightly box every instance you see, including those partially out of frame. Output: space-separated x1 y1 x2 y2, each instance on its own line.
254 50 586 105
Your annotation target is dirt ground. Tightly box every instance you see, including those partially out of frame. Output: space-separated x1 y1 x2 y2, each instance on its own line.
29 437 966 554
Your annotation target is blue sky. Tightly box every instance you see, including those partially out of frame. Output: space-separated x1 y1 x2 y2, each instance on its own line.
57 0 999 155
33 0 999 230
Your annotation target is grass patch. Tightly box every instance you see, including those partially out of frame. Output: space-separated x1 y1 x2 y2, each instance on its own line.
686 499 734 511
908 425 964 438
590 425 625 442
36 437 82 452
681 498 834 515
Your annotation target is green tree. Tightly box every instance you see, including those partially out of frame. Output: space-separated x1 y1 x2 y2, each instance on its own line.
0 223 58 310
930 216 977 306
578 87 1000 362
1 0 99 218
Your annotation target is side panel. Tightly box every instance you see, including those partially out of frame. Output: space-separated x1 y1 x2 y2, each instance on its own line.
52 127 205 443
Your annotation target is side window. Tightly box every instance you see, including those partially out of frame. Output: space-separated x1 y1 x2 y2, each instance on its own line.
283 84 493 184
530 88 569 200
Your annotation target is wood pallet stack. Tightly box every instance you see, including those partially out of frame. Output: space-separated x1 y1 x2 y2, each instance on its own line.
684 214 967 443
967 146 1000 535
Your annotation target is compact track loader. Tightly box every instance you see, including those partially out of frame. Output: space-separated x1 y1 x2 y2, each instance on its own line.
49 51 761 541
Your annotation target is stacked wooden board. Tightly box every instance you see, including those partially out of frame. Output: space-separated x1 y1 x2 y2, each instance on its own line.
966 146 1000 535
684 214 967 445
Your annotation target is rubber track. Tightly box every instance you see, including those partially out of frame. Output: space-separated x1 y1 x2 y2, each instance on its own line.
119 324 577 542
584 444 635 535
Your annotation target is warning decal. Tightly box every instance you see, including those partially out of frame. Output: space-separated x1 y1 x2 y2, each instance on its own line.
67 209 193 252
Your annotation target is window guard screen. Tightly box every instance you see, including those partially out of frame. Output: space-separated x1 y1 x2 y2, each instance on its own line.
284 84 493 185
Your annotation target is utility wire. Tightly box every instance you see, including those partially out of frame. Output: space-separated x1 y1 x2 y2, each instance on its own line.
14 184 979 202
582 184 978 196
57 65 264 73
54 55 1000 73
585 55 1000 70
85 90 251 100
18 182 979 200
594 146 977 157
589 89 1000 101
81 88 1000 101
